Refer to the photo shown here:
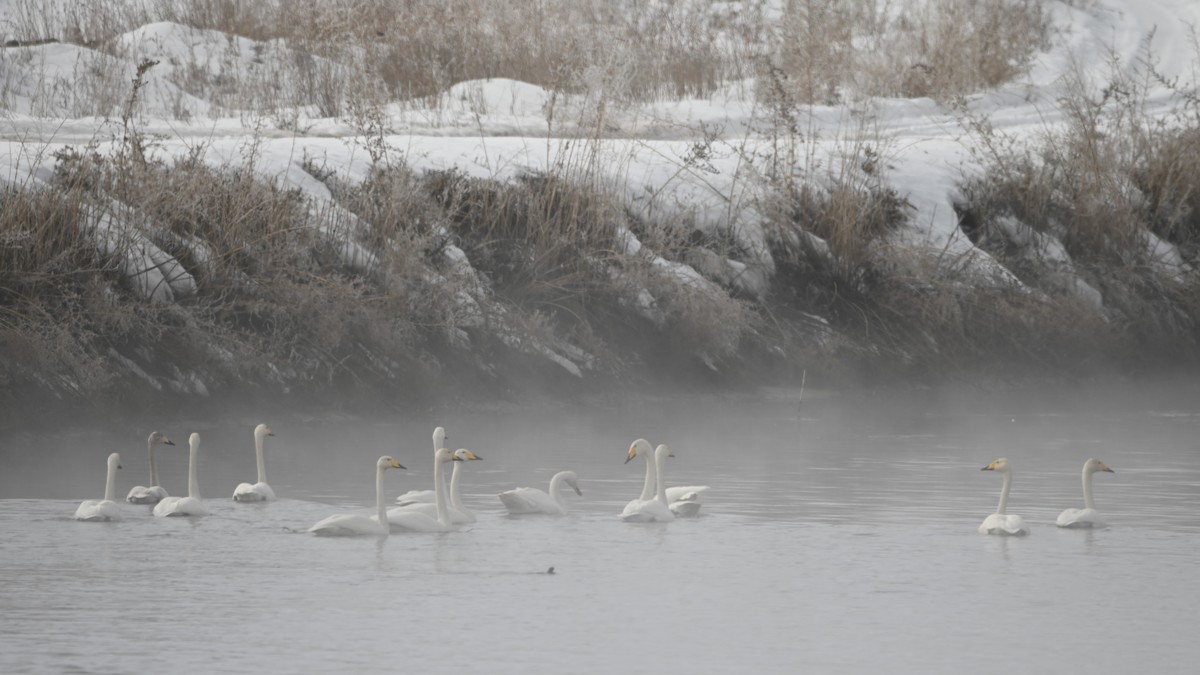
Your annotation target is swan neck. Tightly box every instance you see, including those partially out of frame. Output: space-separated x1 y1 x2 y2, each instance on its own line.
375 463 387 527
254 433 267 484
639 453 655 501
996 470 1011 515
1082 467 1096 510
187 441 200 499
433 457 449 525
104 460 117 502
653 450 668 504
548 472 567 507
148 437 159 487
449 461 465 510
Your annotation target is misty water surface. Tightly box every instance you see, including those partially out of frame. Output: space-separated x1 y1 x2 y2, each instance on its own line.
2 384 1199 674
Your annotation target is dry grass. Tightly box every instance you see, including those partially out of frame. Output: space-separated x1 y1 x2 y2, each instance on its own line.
3 0 1051 119
955 37 1200 362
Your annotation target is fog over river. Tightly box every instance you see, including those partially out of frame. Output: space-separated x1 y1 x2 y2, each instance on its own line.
2 383 1198 673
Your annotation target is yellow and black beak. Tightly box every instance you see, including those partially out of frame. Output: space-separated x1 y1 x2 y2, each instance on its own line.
389 458 406 470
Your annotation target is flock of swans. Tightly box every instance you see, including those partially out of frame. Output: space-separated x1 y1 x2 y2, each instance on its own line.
979 456 1116 535
71 424 1114 537
71 424 709 536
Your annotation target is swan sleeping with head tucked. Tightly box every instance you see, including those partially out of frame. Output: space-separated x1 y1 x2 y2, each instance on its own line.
1057 458 1115 528
386 447 463 532
620 439 674 523
153 433 209 518
74 453 123 521
309 456 406 537
979 457 1028 535
498 470 582 516
126 432 175 504
233 423 276 502
391 449 483 523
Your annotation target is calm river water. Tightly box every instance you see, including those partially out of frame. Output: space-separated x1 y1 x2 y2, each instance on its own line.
2 384 1198 674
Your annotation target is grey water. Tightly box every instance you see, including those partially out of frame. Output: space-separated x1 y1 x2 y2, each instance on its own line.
2 384 1199 674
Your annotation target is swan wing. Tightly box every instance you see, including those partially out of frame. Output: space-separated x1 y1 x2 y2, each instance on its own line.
499 488 564 515
394 489 435 505
1057 507 1104 528
665 485 710 503
233 482 276 502
979 513 1028 535
620 498 674 522
385 507 452 532
74 499 121 521
126 485 168 504
309 513 387 536
669 500 702 518
390 501 471 524
153 496 209 518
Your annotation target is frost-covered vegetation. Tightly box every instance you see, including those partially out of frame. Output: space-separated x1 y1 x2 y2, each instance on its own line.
1 0 1198 420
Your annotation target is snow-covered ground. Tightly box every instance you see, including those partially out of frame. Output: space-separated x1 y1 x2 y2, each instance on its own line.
1 0 1197 379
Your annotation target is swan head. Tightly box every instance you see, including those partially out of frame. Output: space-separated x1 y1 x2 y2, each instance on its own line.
625 439 653 464
108 452 122 470
655 444 675 459
435 447 463 464
189 432 201 449
1085 458 1115 474
433 426 447 450
981 457 1011 473
378 456 406 470
255 423 275 439
454 448 482 461
562 470 582 496
148 431 175 446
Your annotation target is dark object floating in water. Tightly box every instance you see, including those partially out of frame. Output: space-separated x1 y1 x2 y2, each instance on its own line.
546 566 555 575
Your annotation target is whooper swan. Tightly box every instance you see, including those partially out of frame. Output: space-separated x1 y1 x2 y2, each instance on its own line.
74 452 123 521
979 457 1028 536
126 432 175 504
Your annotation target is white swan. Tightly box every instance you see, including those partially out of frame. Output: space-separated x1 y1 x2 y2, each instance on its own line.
126 432 175 504
620 439 674 523
74 453 123 521
233 423 276 502
309 456 406 536
391 449 482 523
498 470 582 516
393 426 447 505
153 433 209 518
1057 458 1116 528
386 448 463 532
655 444 707 518
979 457 1028 535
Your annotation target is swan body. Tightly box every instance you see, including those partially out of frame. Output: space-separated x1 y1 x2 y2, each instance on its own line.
126 432 175 504
620 439 674 523
391 448 482 524
309 456 406 536
666 485 710 503
979 457 1028 535
499 470 582 515
74 453 123 521
394 426 447 506
1057 458 1115 528
153 433 209 518
386 448 463 532
655 444 706 518
233 423 276 502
